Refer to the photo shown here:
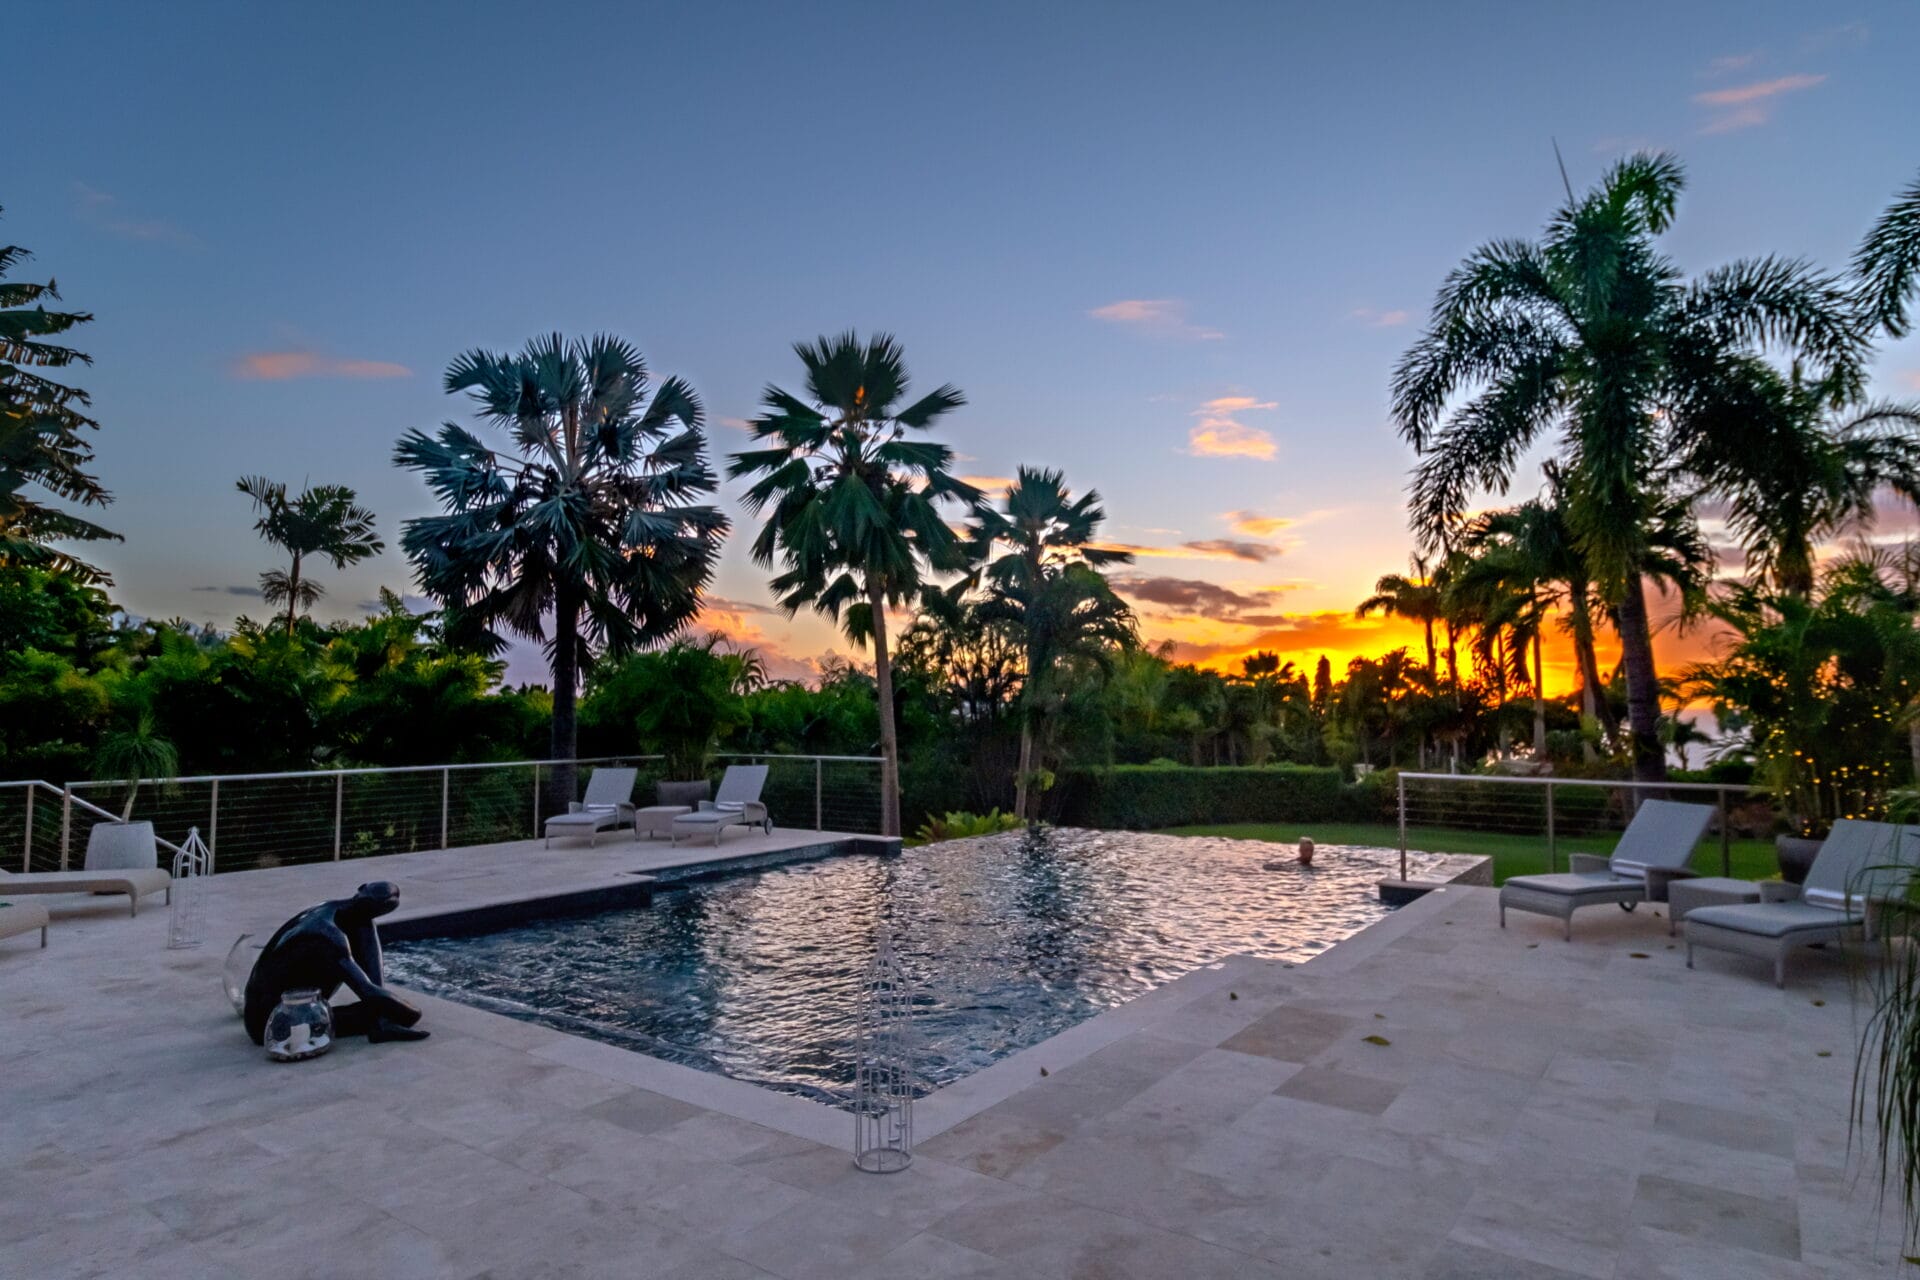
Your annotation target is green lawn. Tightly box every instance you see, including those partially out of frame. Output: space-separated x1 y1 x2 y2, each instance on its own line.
1156 821 1780 885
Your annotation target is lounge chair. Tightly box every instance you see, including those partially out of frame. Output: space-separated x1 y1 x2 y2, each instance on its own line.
543 767 640 848
670 765 772 846
0 840 173 918
1498 798 1714 940
0 900 50 948
1685 818 1920 987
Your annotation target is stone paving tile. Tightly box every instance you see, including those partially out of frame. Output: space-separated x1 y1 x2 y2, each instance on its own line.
1421 1241 1589 1278
1654 1097 1798 1159
1630 1171 1803 1260
1274 1064 1405 1115
1218 1005 1356 1062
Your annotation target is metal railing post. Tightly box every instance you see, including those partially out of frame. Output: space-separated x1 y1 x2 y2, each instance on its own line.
440 767 451 850
1545 781 1556 875
531 763 541 838
816 758 824 831
333 772 344 861
22 782 34 872
1396 773 1408 881
60 788 72 870
1728 790 1743 882
207 778 218 873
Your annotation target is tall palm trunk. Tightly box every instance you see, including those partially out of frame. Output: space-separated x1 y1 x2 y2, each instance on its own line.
1531 630 1547 757
1613 574 1668 783
546 587 582 815
1422 618 1437 682
868 582 902 837
1567 583 1618 748
285 551 303 635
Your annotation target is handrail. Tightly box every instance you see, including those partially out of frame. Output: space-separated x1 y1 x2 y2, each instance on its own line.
5 778 186 870
1394 771 1754 795
1395 770 1753 881
58 751 888 789
60 754 661 789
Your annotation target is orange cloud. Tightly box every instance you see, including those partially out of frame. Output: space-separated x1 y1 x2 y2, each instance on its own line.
1088 299 1225 342
232 351 411 381
1189 422 1276 459
1694 73 1825 133
959 474 1015 495
1225 511 1293 538
1096 539 1281 563
1188 392 1278 460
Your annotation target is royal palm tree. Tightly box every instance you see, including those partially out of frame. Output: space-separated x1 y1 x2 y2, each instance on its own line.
968 466 1134 817
0 209 120 582
395 334 728 809
236 476 384 635
1857 167 1920 338
729 332 978 836
1393 151 1865 781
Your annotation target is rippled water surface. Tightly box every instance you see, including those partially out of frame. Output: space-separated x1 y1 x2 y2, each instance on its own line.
386 828 1437 1106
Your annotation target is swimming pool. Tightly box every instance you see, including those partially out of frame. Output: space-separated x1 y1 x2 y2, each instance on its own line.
385 827 1441 1107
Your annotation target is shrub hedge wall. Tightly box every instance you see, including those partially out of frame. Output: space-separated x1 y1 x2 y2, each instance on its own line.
1053 764 1386 830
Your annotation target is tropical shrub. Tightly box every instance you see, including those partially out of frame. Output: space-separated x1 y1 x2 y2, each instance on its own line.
914 808 1023 844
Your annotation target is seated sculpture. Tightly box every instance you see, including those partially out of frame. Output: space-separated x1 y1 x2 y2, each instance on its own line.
243 881 429 1046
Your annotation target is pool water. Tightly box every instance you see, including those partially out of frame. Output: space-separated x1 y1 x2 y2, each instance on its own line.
385 827 1438 1107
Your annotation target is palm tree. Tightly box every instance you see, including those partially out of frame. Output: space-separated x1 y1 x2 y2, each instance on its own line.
1678 367 1920 597
395 334 728 809
236 476 384 635
1356 557 1444 681
0 209 120 582
729 332 977 836
968 466 1134 817
1856 167 1920 338
1393 151 1865 781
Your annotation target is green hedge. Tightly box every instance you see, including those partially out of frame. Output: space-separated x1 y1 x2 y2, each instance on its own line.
1055 764 1382 830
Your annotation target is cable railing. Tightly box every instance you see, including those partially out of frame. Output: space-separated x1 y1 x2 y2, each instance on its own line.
19 754 885 876
1393 770 1760 883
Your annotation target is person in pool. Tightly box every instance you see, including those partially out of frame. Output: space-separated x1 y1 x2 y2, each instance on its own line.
242 881 429 1046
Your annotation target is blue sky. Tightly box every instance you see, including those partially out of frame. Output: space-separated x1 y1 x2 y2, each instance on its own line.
12 2 1920 683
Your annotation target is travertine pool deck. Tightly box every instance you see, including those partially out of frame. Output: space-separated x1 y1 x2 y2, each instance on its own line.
2 833 1912 1277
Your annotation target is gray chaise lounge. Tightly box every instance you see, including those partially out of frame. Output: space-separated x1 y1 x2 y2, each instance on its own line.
671 765 772 846
0 867 171 917
0 899 51 948
1499 798 1714 940
543 767 640 848
1685 818 1920 987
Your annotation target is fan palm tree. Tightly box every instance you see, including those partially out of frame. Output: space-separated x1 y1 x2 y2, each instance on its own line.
0 210 120 582
1856 167 1920 338
968 466 1134 817
395 334 728 809
236 476 384 635
1393 151 1866 781
729 332 978 836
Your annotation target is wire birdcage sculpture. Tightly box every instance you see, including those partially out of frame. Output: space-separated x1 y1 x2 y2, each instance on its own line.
852 927 915 1173
167 826 211 950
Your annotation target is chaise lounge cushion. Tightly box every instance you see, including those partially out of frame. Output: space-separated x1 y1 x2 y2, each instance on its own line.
1685 900 1862 938
1501 871 1635 899
0 868 172 899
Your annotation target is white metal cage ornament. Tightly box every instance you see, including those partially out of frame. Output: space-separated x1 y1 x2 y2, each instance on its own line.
167 826 211 950
852 928 915 1173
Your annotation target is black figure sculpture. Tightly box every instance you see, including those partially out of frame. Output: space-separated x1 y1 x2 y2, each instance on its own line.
242 881 429 1046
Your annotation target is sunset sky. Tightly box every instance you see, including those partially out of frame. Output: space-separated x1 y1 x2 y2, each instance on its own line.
12 4 1920 689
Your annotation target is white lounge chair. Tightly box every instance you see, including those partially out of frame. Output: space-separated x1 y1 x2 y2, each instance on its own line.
1498 798 1714 940
0 900 50 948
1685 818 1920 987
543 767 640 848
671 765 772 846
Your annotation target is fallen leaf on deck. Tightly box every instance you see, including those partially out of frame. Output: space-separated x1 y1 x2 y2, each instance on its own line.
1363 1035 1391 1046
